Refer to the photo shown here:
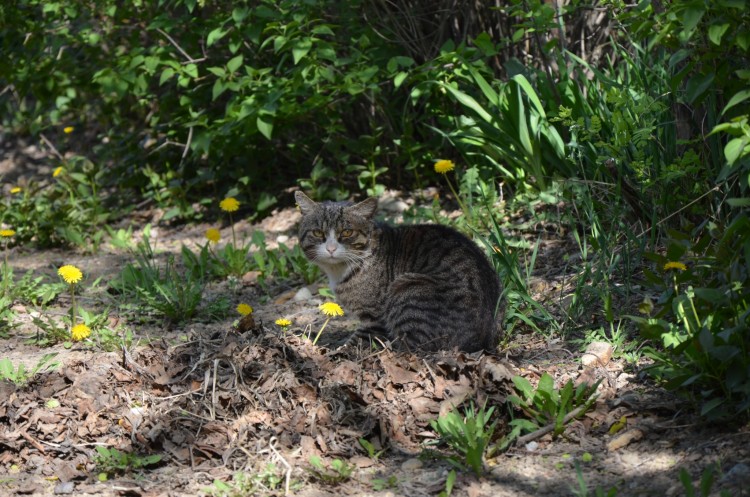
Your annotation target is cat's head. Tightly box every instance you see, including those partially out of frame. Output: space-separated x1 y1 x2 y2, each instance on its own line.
295 191 378 268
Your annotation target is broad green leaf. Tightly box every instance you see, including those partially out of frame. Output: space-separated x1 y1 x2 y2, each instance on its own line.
725 136 750 165
537 373 555 398
708 23 730 45
685 72 714 104
700 397 725 416
512 74 546 117
257 116 273 140
207 27 228 47
681 6 705 36
727 197 750 207
212 80 225 101
292 39 313 65
393 72 408 88
226 54 243 73
159 68 174 85
443 85 492 122
721 90 750 116
183 63 198 79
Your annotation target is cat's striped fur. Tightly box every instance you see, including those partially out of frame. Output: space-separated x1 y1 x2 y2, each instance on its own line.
295 191 502 353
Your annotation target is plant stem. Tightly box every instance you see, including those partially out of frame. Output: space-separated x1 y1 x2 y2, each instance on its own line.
444 175 471 223
313 317 331 345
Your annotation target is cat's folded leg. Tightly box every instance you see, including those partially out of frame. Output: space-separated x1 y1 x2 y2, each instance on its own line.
341 322 390 349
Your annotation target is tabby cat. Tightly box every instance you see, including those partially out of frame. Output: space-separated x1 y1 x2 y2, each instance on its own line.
295 191 502 353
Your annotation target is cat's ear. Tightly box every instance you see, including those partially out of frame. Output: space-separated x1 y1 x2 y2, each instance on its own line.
295 191 319 215
348 197 378 219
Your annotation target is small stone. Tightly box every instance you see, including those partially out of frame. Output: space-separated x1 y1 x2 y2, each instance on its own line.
54 482 75 494
722 462 750 482
581 341 613 367
350 456 375 468
525 441 539 451
293 287 313 301
401 458 423 471
241 270 262 284
276 235 289 244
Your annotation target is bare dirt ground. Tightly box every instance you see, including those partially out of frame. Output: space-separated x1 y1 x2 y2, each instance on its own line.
1 143 749 496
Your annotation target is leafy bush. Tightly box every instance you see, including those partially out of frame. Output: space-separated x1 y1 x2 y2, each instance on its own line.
633 210 750 418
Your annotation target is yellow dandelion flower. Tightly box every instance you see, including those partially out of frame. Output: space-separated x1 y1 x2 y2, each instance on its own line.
319 302 344 317
53 166 64 177
71 323 91 341
663 261 687 271
434 159 455 174
0 229 15 237
220 197 240 213
205 228 221 243
237 303 253 316
58 265 83 284
275 318 292 327
63 126 74 134
10 187 21 194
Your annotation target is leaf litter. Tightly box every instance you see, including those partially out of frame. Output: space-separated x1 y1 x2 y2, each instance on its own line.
1 198 749 496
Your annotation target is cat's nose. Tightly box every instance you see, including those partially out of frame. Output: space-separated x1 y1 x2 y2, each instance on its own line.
326 243 337 255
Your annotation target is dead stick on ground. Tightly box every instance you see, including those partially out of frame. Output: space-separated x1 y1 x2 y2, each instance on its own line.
515 405 587 447
21 430 46 454
39 133 65 162
268 437 292 497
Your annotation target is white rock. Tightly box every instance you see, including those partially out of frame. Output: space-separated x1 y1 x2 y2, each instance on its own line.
293 287 313 301
582 341 613 367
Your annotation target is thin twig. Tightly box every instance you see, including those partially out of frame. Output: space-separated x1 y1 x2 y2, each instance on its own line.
515 404 586 446
636 184 722 238
181 126 193 159
268 437 293 496
156 28 198 63
39 133 65 162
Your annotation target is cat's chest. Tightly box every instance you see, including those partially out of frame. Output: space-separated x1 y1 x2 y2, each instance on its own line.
333 261 387 308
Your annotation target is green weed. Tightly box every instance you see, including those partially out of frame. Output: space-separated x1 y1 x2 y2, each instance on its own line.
112 235 204 323
371 475 399 491
93 446 162 481
430 402 497 476
203 464 289 497
0 353 59 386
502 373 600 449
306 456 354 485
631 214 750 418
358 437 385 460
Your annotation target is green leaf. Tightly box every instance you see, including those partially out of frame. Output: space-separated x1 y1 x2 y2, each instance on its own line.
292 38 313 65
257 116 273 140
183 63 198 79
206 66 226 78
685 72 714 104
681 6 705 36
708 23 730 45
473 32 497 56
226 54 243 73
537 373 555 398
725 136 750 165
727 197 750 207
212 80 225 101
721 90 750 116
394 72 408 88
511 74 546 117
207 27 228 47
442 84 492 122
511 375 534 399
700 397 725 416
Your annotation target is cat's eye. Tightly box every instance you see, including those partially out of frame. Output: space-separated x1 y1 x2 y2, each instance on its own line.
312 230 325 238
340 229 354 237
